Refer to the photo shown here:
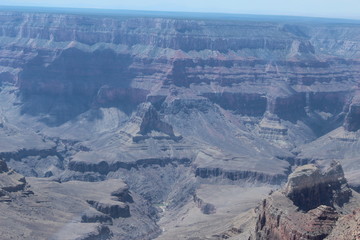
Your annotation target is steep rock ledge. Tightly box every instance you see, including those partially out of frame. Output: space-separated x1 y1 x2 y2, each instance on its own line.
254 162 356 240
86 200 130 219
111 186 134 203
68 157 191 175
81 209 113 225
195 167 287 185
284 162 352 211
344 93 360 132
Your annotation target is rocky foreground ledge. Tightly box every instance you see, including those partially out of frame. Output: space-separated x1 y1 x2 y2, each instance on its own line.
213 162 360 240
255 162 360 240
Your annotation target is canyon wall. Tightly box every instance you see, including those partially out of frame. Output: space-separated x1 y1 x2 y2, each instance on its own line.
0 12 359 126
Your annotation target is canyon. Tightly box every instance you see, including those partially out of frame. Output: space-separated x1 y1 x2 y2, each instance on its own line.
0 7 360 239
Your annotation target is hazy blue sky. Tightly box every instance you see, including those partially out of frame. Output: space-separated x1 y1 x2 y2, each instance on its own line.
1 0 360 20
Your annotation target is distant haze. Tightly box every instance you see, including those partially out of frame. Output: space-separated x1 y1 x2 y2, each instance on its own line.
1 0 360 20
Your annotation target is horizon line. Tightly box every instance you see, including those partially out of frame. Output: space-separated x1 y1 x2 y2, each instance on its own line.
1 5 360 23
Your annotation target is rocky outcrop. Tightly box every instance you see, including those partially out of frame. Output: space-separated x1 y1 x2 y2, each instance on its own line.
258 113 288 139
0 160 33 198
111 186 134 203
344 93 360 132
81 209 113 225
0 160 8 173
344 104 360 131
256 200 339 240
255 162 355 240
137 103 175 137
83 183 134 220
129 103 183 142
87 200 130 219
326 208 360 240
284 162 352 211
68 157 191 174
195 167 287 185
193 194 216 215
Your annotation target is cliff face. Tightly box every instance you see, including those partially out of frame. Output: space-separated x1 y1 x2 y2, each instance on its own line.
255 162 359 240
0 11 359 180
0 11 359 126
284 162 351 211
0 11 359 133
344 93 360 132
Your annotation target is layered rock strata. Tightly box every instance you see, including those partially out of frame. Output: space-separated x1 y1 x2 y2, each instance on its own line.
0 10 359 188
255 162 359 240
284 162 352 211
0 160 160 239
326 208 360 240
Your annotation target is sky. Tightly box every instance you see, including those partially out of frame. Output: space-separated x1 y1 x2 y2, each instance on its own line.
0 0 360 20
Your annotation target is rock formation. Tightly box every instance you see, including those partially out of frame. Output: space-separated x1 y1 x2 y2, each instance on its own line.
138 103 175 137
194 193 216 215
284 162 352 211
254 162 360 240
86 200 130 219
0 160 33 199
326 208 360 240
0 160 160 239
344 93 360 132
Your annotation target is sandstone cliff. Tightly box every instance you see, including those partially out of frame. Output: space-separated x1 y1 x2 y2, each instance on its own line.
254 162 360 240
